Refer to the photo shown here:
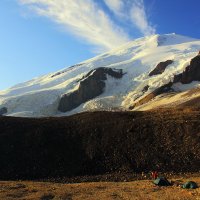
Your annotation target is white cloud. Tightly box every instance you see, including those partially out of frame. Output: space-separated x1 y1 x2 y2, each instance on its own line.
104 0 124 16
130 0 156 36
104 0 156 36
19 0 130 52
19 0 156 53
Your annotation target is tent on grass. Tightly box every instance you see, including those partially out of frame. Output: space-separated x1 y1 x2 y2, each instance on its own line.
153 177 171 186
182 181 198 189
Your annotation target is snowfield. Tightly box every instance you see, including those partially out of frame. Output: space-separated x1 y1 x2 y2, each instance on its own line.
1 33 200 117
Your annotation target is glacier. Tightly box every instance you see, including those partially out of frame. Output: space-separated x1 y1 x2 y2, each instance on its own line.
1 33 200 117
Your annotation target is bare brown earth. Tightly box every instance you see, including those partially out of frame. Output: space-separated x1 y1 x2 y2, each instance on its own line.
0 175 199 200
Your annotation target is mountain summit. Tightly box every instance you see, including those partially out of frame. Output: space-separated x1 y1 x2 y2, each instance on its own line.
1 33 200 117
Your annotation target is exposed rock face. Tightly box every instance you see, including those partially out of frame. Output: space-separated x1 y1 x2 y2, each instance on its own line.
131 82 173 109
51 63 84 78
130 55 200 110
174 55 200 84
130 85 150 105
58 67 123 112
0 107 7 116
149 60 173 76
142 85 149 93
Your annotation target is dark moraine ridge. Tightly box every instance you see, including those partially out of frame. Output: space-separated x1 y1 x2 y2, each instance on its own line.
0 109 199 180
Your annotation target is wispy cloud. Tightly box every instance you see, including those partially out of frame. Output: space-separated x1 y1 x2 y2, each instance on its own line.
19 0 155 53
103 0 124 16
130 0 156 35
19 0 130 52
104 0 155 36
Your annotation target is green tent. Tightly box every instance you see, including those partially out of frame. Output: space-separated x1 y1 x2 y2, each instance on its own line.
182 181 198 189
153 177 171 186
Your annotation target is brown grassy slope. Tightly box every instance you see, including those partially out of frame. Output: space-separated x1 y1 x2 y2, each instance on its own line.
0 109 199 180
0 176 199 200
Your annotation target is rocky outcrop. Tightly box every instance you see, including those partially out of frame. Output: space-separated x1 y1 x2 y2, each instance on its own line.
142 85 149 93
51 63 84 78
0 107 7 116
58 67 124 112
131 54 200 110
130 82 173 109
149 60 173 76
174 55 200 84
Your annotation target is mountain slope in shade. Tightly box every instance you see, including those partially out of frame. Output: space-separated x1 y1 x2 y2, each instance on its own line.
1 33 200 117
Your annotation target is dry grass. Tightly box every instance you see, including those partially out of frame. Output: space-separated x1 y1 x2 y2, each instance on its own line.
0 176 199 200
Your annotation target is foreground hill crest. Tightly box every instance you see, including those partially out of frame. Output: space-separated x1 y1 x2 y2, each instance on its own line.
1 33 200 117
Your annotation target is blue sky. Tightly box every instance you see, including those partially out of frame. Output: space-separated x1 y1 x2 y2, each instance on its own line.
1 0 200 90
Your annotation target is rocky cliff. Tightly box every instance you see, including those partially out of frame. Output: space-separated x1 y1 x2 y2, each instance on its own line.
58 67 123 112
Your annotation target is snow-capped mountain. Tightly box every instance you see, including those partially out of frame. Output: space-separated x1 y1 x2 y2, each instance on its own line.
1 33 200 117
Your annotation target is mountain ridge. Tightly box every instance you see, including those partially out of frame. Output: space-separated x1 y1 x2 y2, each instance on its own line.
1 33 200 117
